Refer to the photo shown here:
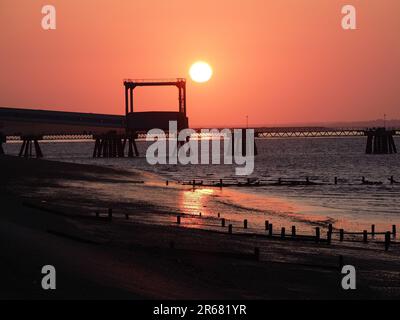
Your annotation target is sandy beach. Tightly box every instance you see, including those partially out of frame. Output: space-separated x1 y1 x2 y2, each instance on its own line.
0 155 399 300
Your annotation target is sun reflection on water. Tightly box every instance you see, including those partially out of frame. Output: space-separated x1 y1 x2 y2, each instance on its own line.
180 188 214 216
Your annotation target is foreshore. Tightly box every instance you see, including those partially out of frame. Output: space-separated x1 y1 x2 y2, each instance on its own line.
0 155 399 299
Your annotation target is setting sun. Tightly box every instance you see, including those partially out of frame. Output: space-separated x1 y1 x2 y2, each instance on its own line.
189 61 213 83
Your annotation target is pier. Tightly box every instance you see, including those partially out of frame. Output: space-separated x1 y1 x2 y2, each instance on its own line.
0 90 399 158
365 127 397 154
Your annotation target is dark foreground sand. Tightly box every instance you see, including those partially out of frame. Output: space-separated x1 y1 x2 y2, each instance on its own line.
0 156 399 300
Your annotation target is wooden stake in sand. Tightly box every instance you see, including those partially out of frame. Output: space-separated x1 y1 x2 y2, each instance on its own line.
315 227 320 243
268 224 273 238
385 232 391 251
327 231 332 245
291 226 296 238
363 230 368 243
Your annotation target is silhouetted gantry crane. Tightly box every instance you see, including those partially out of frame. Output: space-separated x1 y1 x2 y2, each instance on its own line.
92 78 189 158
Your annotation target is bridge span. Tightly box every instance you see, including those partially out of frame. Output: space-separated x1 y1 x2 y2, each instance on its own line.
0 107 399 157
1 106 398 139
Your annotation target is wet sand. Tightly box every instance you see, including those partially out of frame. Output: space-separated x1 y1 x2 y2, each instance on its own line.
0 155 399 299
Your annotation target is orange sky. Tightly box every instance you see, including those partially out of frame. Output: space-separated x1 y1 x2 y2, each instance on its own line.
0 0 399 127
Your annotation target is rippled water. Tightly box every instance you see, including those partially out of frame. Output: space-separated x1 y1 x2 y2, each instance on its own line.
5 137 400 234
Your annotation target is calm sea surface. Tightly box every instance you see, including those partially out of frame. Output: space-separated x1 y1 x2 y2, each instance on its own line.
5 137 400 234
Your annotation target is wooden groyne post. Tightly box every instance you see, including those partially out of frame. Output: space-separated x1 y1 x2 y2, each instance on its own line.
228 224 233 234
315 227 320 243
363 230 368 243
385 232 391 251
268 224 273 238
0 133 5 155
221 218 226 227
244 219 248 229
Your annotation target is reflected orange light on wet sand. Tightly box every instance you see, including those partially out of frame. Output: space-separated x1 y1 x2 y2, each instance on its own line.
180 188 215 216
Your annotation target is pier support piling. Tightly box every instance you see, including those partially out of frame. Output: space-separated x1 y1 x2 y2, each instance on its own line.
93 131 139 158
18 136 43 158
366 128 397 154
0 133 5 155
